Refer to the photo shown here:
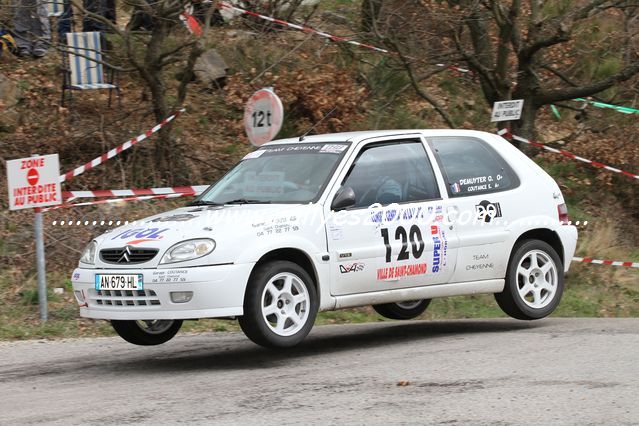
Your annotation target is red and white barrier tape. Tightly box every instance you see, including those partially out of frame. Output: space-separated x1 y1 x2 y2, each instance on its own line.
573 257 639 268
59 109 185 184
62 185 208 201
220 2 390 54
497 129 639 180
41 192 197 212
220 1 473 76
216 3 480 81
437 64 472 74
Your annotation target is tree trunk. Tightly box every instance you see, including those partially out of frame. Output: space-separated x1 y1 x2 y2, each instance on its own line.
148 83 173 184
509 99 539 154
144 20 177 185
511 99 536 138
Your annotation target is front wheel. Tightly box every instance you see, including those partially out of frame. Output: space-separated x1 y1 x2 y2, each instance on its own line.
495 239 564 320
373 299 431 320
111 319 183 345
239 261 318 348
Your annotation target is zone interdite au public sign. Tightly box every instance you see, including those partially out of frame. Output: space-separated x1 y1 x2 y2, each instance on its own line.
6 153 62 321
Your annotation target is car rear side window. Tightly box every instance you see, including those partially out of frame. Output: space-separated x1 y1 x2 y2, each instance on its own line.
429 136 519 197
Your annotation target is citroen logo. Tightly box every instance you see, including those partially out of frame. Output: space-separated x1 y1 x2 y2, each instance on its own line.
118 246 132 263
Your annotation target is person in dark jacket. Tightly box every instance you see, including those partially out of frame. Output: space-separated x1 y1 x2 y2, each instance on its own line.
82 0 116 32
12 0 50 58
57 0 74 41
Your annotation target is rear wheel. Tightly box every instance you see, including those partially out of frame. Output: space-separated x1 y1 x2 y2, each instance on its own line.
495 239 564 320
373 299 431 320
239 261 318 348
111 319 183 345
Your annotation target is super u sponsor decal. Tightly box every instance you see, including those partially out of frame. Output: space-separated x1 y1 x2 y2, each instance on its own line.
431 225 442 273
430 225 448 273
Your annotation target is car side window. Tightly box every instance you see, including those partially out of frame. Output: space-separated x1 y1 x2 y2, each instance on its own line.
430 136 519 197
341 140 440 208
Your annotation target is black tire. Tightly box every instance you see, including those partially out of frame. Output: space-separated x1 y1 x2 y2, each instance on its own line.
495 239 564 320
373 299 431 320
111 319 183 345
239 260 318 348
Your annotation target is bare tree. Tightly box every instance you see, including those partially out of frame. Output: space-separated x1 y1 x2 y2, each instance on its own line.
365 0 639 139
361 0 462 127
449 0 639 138
65 0 218 184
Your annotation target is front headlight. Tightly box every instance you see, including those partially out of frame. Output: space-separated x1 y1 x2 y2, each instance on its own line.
80 241 97 265
160 239 216 264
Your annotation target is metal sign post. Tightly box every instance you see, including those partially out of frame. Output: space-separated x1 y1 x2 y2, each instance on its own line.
34 208 48 321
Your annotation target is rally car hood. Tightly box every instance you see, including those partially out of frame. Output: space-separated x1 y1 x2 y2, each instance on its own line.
97 204 305 250
90 203 316 268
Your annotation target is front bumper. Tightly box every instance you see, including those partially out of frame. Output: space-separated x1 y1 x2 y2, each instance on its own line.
71 263 254 320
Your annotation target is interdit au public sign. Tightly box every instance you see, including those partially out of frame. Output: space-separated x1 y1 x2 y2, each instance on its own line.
6 154 62 210
491 99 524 122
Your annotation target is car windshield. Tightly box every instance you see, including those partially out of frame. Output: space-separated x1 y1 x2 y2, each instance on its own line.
195 142 350 204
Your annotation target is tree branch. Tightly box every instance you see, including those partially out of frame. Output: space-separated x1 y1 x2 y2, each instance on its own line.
365 3 456 127
158 40 197 63
397 51 456 128
537 61 639 104
451 25 498 96
519 0 619 63
518 26 571 63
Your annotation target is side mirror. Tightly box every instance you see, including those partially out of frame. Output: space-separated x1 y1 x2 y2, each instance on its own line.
331 187 356 211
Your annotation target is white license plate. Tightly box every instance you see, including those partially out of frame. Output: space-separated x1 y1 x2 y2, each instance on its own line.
95 274 143 290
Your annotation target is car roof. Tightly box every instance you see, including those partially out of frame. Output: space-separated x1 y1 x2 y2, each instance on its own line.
263 129 497 146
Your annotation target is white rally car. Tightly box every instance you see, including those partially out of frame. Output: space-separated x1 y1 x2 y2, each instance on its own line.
72 130 578 348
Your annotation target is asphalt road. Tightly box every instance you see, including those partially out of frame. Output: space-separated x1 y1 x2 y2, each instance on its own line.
1 318 637 425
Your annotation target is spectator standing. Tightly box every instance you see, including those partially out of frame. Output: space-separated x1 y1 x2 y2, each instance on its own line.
57 0 74 41
12 0 50 58
83 0 116 32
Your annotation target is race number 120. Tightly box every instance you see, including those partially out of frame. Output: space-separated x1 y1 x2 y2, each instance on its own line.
380 225 424 262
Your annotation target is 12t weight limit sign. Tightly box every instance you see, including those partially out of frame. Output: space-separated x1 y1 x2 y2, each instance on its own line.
244 88 284 146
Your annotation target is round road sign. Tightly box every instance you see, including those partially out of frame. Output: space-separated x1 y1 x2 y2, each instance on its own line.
244 88 284 147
